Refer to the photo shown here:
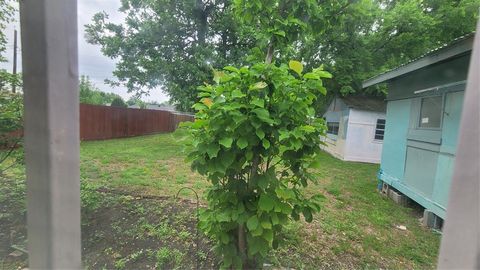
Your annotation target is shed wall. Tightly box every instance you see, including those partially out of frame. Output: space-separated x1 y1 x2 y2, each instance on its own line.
379 78 465 218
344 109 385 163
380 99 411 183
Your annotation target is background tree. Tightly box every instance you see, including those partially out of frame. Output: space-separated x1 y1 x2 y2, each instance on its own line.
0 90 23 174
300 0 480 108
85 0 253 112
87 0 480 114
0 1 23 173
79 75 124 106
110 96 128 108
0 0 20 92
126 96 147 109
0 0 14 62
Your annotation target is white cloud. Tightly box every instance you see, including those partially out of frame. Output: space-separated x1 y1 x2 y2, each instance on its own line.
0 0 169 103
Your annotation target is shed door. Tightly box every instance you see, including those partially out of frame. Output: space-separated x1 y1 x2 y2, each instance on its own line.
404 145 438 197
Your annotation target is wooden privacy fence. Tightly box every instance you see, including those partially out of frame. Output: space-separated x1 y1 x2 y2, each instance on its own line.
80 103 194 140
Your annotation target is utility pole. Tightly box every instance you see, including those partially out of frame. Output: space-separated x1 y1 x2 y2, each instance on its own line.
12 29 17 93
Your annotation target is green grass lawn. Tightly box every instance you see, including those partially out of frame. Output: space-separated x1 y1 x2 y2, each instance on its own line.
1 129 441 269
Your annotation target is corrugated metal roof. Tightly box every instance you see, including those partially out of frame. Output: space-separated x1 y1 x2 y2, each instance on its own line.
363 32 475 88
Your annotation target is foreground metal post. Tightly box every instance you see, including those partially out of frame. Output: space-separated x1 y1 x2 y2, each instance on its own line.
437 23 480 269
20 0 81 268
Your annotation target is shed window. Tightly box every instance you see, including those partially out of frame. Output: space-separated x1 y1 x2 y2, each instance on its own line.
327 122 339 135
419 96 443 128
375 119 386 140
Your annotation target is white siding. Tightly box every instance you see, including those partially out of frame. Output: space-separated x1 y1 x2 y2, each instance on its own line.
321 98 349 159
343 109 386 163
321 112 348 159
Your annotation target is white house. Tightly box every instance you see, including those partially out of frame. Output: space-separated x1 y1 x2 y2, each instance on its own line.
322 95 386 163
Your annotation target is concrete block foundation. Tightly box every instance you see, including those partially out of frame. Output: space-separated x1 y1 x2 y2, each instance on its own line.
423 210 443 230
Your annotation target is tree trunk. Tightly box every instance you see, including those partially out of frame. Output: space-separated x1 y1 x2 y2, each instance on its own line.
237 38 275 270
238 224 247 265
265 43 274 64
195 0 207 45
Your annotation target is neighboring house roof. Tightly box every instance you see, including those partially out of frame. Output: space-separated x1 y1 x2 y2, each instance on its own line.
145 104 179 112
128 104 140 109
157 105 175 111
341 95 386 112
145 104 165 110
363 33 475 88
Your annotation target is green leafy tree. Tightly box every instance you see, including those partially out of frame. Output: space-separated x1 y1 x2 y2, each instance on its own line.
126 96 147 109
186 0 330 268
301 0 480 102
0 0 14 62
86 0 480 113
0 90 23 173
0 90 21 136
0 1 23 172
0 0 20 93
110 96 127 108
85 0 253 112
79 75 123 106
0 70 21 91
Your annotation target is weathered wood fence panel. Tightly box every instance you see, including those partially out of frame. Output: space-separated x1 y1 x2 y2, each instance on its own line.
80 104 193 141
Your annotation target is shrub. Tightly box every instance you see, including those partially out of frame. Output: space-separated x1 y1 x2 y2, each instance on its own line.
186 61 330 268
0 90 24 173
110 96 127 108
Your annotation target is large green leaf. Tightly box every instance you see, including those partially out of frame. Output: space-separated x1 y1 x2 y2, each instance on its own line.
303 208 313 222
219 137 233 148
274 30 286 37
236 138 248 149
303 72 319 80
220 151 235 167
246 215 259 231
255 129 265 140
262 229 273 243
289 60 303 75
252 108 274 125
317 70 332 78
258 194 275 212
262 139 271 149
206 144 220 158
251 98 265 108
231 89 246 98
261 219 272 229
271 213 280 225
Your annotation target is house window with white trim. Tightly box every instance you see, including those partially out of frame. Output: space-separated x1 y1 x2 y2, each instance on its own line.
375 119 386 140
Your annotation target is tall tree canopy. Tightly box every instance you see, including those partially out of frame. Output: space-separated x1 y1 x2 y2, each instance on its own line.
87 0 480 111
303 0 480 97
86 0 253 111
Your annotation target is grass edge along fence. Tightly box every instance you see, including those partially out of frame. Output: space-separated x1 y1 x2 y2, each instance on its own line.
80 103 193 141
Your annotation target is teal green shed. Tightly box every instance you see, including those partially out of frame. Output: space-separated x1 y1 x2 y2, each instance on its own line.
362 34 474 220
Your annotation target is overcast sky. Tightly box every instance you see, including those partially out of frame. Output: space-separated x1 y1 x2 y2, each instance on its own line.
0 0 169 103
